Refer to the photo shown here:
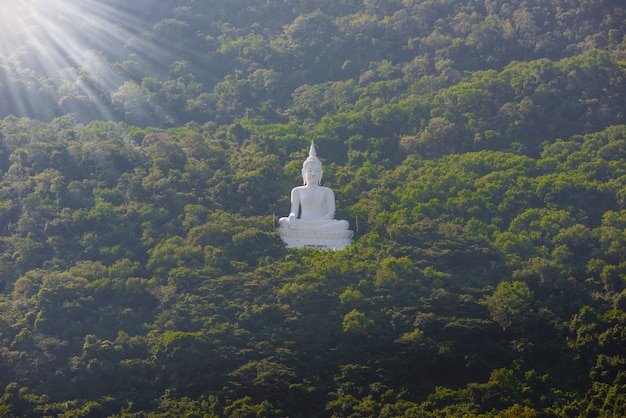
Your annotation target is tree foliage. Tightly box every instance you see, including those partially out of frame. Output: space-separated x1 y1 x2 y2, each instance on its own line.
0 0 625 416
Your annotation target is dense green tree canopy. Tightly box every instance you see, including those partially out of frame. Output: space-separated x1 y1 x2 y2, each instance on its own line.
0 0 626 416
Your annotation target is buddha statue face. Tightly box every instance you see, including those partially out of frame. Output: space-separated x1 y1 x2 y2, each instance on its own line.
302 161 323 185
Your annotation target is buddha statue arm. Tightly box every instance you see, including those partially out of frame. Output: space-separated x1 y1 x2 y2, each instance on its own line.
286 188 301 226
319 188 336 220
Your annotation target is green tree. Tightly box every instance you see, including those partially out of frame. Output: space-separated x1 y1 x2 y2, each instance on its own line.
483 281 534 331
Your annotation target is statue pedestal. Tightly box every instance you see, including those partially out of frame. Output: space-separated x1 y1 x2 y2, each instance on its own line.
277 228 353 250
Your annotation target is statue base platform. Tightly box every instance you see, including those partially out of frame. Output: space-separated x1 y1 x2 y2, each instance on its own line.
277 228 353 250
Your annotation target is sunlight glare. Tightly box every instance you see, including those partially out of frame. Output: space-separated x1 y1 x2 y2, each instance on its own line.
0 0 157 120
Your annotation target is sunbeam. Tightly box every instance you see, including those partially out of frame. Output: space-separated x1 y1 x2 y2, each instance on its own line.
0 0 159 121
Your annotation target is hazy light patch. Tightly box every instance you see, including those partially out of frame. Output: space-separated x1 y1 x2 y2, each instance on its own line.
0 0 159 121
0 1 33 56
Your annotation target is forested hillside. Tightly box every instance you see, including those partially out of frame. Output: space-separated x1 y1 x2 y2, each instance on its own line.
1 0 626 416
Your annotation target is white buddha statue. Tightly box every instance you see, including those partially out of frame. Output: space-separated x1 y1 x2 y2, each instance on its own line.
277 142 353 249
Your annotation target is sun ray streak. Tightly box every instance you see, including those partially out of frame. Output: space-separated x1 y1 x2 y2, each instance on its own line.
0 0 164 122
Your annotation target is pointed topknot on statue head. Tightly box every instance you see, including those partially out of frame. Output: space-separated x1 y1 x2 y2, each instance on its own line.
302 141 323 185
303 141 320 167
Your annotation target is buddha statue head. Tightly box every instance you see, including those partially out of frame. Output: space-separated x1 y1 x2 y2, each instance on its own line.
302 142 323 186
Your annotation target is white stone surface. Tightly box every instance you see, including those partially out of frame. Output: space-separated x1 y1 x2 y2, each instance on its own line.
277 228 354 250
277 142 353 250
